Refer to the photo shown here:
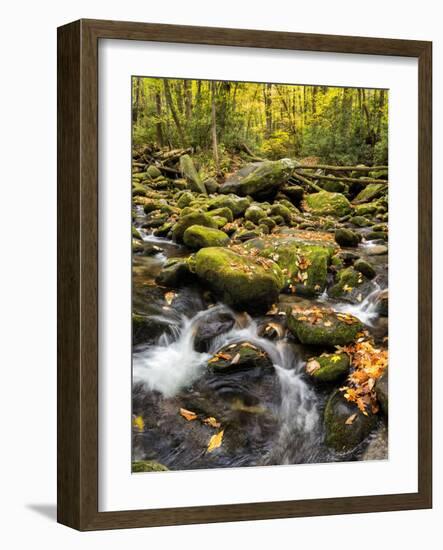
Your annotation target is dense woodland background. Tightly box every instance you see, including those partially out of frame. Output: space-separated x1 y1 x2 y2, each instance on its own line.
132 78 388 170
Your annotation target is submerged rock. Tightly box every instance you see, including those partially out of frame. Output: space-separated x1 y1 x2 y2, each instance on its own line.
192 247 284 312
324 389 377 452
287 307 363 346
306 352 350 383
219 159 294 198
183 225 230 249
304 191 352 217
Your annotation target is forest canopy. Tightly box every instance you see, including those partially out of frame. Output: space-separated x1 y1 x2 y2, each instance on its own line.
132 77 388 168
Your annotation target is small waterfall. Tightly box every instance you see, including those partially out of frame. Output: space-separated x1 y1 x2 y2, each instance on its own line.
334 282 382 325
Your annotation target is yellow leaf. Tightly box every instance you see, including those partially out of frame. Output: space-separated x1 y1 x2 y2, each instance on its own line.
203 417 221 429
207 430 224 453
164 291 176 305
180 408 197 421
330 355 341 363
133 415 144 432
343 284 353 293
345 413 357 425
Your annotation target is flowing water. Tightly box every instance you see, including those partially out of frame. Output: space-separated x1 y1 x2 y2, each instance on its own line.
132 232 388 470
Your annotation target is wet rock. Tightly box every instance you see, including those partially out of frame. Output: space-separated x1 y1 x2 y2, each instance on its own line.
361 424 388 461
329 267 364 299
142 211 170 228
209 342 273 373
281 184 304 204
365 244 388 256
287 307 363 346
350 215 372 227
304 191 352 217
324 389 377 452
194 308 236 352
192 247 284 312
375 288 388 316
144 244 163 256
366 230 388 241
353 259 376 279
132 226 142 240
132 238 144 254
183 225 230 249
155 258 194 288
132 313 172 345
132 460 169 472
306 352 350 383
179 154 207 194
219 159 294 198
335 228 360 247
153 222 174 237
375 368 388 416
143 199 174 214
172 211 218 242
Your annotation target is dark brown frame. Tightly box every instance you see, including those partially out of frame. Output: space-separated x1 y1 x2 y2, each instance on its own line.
57 18 432 531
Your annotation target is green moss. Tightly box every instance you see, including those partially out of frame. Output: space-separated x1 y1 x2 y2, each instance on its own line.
287 309 363 346
220 159 293 197
305 191 352 217
194 247 284 312
132 460 169 473
183 225 230 249
334 228 360 247
132 238 144 253
324 390 377 452
353 259 376 279
329 267 364 298
143 199 173 215
177 191 194 208
156 258 194 287
258 217 276 230
146 165 162 179
207 207 234 223
350 215 372 227
132 226 142 240
354 202 378 216
245 205 266 224
354 183 385 203
269 203 292 223
307 353 350 383
172 212 218 242
179 154 207 194
132 184 148 196
321 180 348 194
208 194 251 218
209 342 272 372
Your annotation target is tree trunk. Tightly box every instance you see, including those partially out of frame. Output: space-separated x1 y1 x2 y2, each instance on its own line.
184 80 192 122
155 91 164 147
163 79 186 147
211 80 220 174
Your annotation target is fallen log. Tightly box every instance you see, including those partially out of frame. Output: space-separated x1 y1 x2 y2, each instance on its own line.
295 164 388 172
294 171 388 185
290 172 323 193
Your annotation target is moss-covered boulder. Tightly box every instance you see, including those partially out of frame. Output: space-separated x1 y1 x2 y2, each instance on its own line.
350 215 372 227
132 226 142 240
155 258 194 287
207 206 234 223
281 184 304 204
220 159 294 198
324 390 377 452
192 247 284 312
172 211 218 242
335 228 360 248
329 267 364 299
132 313 173 345
245 233 335 296
306 353 350 383
245 205 266 224
132 460 169 472
208 194 251 218
177 191 194 209
179 154 207 194
304 191 352 217
354 259 376 279
146 165 162 179
354 183 386 203
354 202 379 216
269 203 292 223
287 307 363 346
183 225 230 249
321 179 348 194
209 342 273 373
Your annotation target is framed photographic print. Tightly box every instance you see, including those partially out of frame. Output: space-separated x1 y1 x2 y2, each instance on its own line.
57 19 432 530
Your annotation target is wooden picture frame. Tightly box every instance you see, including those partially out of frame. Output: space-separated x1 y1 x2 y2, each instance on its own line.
57 19 432 530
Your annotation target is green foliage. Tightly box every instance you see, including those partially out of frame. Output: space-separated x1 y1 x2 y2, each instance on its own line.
132 77 388 168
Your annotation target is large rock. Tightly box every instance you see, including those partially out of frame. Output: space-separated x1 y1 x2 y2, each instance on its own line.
287 307 363 346
324 390 377 452
183 225 230 249
306 352 350 383
194 308 236 352
245 232 335 296
335 228 360 247
155 258 194 287
329 267 364 299
192 247 284 312
208 194 251 218
209 342 273 373
219 159 294 198
353 183 385 203
179 154 207 194
304 191 352 217
172 211 218 242
375 368 388 415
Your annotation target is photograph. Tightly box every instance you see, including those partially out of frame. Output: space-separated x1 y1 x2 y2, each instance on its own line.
130 77 389 473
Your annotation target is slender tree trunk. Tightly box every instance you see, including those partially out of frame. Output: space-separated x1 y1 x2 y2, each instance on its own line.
163 79 186 147
264 83 273 136
133 77 141 124
155 91 164 147
211 80 219 174
184 80 192 122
